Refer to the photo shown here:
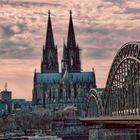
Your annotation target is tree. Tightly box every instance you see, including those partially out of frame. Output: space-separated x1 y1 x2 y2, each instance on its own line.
0 108 52 136
0 115 15 136
33 108 51 134
14 112 32 136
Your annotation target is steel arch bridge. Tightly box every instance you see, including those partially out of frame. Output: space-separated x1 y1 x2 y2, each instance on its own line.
86 89 104 117
104 41 140 116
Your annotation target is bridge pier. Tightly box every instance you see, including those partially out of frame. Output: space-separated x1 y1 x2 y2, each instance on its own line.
89 125 103 140
136 128 140 140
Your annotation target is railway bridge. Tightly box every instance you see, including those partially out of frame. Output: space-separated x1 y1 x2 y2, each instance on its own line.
82 42 140 140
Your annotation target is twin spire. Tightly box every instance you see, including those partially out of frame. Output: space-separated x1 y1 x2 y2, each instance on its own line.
41 10 81 73
67 10 76 48
45 10 76 49
45 10 55 48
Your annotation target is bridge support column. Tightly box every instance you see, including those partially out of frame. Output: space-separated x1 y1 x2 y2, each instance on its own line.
89 124 138 140
89 125 101 140
136 127 140 140
89 125 112 140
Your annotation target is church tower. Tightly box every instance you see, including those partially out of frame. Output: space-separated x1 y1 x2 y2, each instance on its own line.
41 10 59 73
61 10 81 73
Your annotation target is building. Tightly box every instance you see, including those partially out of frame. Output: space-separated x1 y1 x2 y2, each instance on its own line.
0 83 12 101
0 83 12 115
12 99 32 112
32 10 96 117
0 84 32 116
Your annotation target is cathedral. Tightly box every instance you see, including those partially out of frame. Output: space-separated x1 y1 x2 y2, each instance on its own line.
32 10 96 117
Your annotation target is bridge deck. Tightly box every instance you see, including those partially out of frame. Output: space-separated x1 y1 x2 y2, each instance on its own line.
80 115 140 126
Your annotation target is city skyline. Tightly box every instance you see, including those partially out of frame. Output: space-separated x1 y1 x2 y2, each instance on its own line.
0 0 140 100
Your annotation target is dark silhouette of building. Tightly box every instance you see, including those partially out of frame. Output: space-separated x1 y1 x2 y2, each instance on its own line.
41 10 59 73
61 10 81 73
0 83 12 101
0 83 12 115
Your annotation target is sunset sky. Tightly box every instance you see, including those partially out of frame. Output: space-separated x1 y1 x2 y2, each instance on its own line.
0 0 140 100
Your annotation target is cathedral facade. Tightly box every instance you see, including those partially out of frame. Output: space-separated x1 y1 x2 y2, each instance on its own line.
32 11 96 117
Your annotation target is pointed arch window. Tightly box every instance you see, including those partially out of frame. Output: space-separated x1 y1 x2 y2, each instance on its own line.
49 89 52 100
73 82 77 98
71 56 74 66
59 83 63 99
49 56 54 68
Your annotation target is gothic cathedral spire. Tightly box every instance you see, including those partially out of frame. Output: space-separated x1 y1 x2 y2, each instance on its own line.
62 10 81 73
41 10 59 73
45 10 55 48
67 10 76 48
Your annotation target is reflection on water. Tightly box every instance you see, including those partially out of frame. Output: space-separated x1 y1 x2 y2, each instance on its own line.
89 128 140 140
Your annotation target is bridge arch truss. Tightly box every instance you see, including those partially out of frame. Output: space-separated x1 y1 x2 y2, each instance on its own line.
86 89 104 117
104 42 140 116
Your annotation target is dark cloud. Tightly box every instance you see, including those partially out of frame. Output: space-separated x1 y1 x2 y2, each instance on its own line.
18 23 26 31
76 26 132 48
0 22 34 59
128 16 140 20
8 1 63 8
0 37 36 59
0 45 34 59
103 0 124 5
124 8 140 14
2 26 15 37
3 40 28 47
84 47 117 59
2 23 27 37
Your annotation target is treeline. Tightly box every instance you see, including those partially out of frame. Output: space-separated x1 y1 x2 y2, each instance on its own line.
0 105 77 136
0 109 51 136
